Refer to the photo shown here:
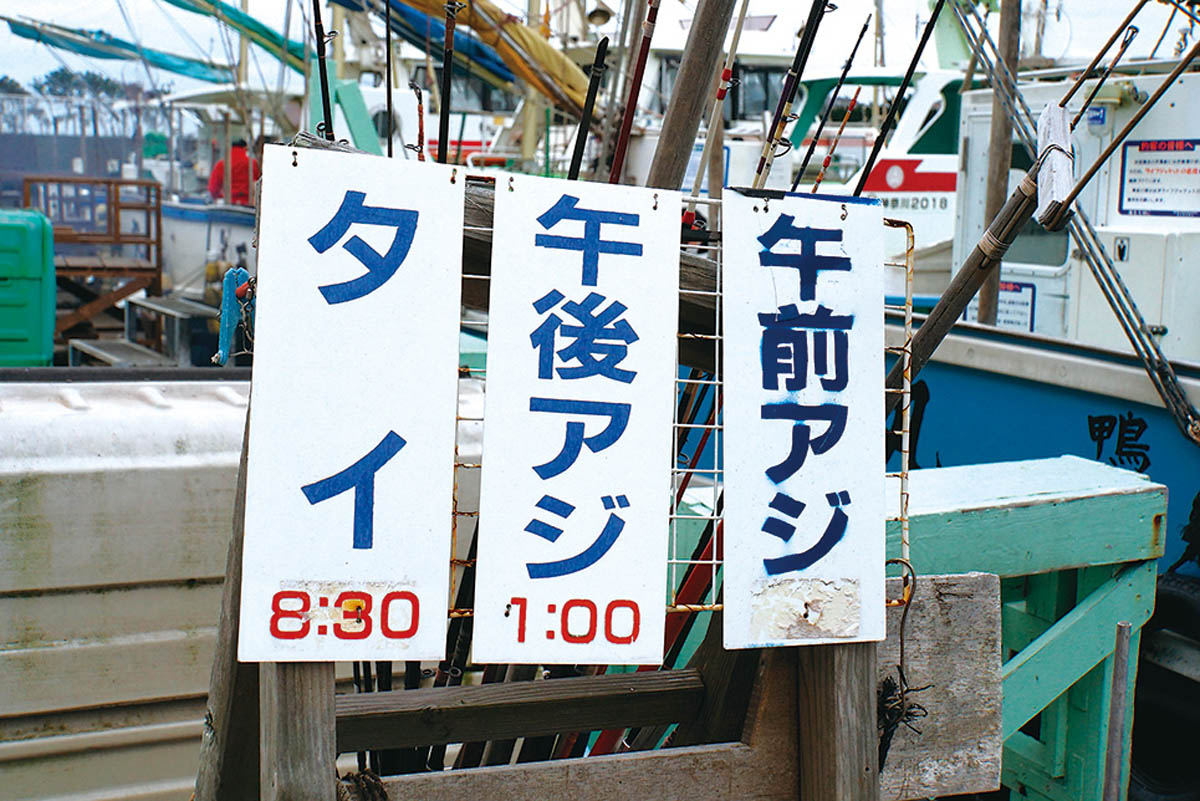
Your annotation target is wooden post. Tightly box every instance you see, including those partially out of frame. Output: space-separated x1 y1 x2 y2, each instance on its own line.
976 0 1020 325
223 112 233 205
796 642 880 801
521 0 542 165
261 662 337 801
707 117 724 231
194 415 260 801
645 0 737 190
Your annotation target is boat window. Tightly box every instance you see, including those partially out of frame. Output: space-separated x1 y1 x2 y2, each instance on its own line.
411 67 519 112
1006 217 1069 266
682 14 774 31
372 110 400 140
734 65 788 120
655 56 680 114
826 90 873 125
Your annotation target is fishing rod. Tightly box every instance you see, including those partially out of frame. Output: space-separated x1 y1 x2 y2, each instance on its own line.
810 85 861 193
853 0 947 196
950 0 1200 443
386 0 393 157
589 384 721 756
311 0 335 141
1059 0 1151 108
684 0 751 227
792 14 871 191
406 80 426 161
752 0 831 189
1069 25 1138 131
438 2 466 164
568 36 609 181
609 0 662 183
885 34 1200 418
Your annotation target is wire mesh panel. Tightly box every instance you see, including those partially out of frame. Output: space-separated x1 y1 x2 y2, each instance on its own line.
884 219 915 601
670 196 725 615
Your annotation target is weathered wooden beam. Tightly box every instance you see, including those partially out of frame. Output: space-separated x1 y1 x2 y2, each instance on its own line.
670 611 761 747
796 642 880 801
363 650 798 801
646 0 737 190
878 573 1002 800
261 662 336 801
976 0 1021 324
194 413 259 801
336 668 705 752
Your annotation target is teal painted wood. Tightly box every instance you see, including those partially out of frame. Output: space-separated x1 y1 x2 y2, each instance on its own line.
1001 624 1143 801
1000 560 1155 739
882 457 1164 801
887 457 1165 577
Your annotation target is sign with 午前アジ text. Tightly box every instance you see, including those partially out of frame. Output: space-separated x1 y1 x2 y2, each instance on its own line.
722 190 885 649
473 173 681 664
238 146 462 661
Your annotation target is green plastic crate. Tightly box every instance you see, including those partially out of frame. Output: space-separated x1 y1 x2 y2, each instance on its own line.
0 209 55 366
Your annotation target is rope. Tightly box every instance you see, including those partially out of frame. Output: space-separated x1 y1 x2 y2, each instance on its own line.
877 568 930 771
978 229 1011 261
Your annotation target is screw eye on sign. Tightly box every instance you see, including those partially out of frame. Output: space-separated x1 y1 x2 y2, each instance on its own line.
473 174 681 664
722 191 885 649
237 146 463 661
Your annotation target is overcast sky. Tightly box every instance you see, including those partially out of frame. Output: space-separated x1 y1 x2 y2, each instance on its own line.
0 0 1184 96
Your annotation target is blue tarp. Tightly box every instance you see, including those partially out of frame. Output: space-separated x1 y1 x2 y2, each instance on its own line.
331 0 516 85
5 18 235 83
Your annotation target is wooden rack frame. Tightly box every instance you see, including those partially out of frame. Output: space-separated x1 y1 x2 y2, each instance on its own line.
22 175 162 336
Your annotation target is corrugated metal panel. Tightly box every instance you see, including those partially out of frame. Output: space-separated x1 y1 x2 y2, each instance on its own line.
0 378 485 800
0 381 245 801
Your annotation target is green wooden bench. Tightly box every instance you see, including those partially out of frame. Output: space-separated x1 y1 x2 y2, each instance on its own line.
890 455 1163 801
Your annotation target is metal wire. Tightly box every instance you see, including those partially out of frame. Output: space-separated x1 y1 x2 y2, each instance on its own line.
883 219 915 605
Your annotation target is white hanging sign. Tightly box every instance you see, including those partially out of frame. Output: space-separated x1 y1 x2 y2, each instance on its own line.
722 190 886 649
238 146 463 661
474 173 680 664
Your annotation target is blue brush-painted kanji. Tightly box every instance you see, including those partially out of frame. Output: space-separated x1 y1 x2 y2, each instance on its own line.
530 291 640 383
307 190 419 304
761 491 807 542
760 304 853 392
763 491 851 575
526 496 629 578
760 402 847 482
300 430 406 549
529 398 631 478
534 194 642 286
757 215 851 301
524 495 576 542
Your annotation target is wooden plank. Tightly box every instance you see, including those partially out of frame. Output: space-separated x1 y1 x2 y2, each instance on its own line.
194 414 259 801
645 0 737 190
366 646 800 801
55 277 152 333
671 611 762 746
796 642 879 801
261 662 335 801
335 668 705 752
877 573 1002 800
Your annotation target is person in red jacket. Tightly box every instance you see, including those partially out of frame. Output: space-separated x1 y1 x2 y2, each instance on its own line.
208 138 262 205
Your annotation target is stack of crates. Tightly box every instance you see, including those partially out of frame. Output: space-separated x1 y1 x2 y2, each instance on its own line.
0 209 55 366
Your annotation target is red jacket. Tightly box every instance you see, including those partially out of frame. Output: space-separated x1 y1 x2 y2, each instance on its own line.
208 145 261 205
